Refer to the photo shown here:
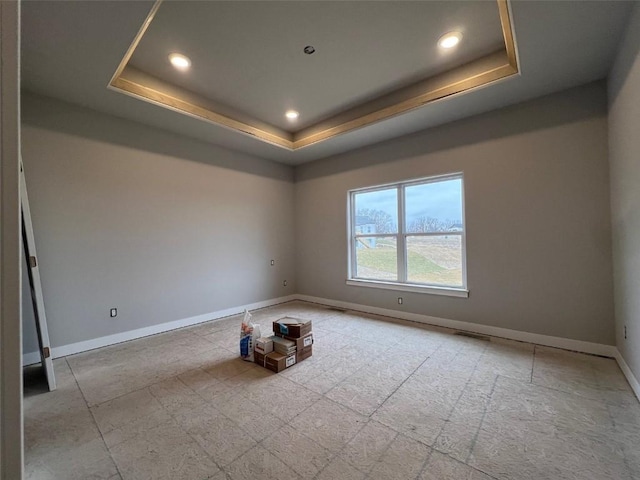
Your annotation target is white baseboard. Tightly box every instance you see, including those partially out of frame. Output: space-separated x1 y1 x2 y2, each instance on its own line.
23 351 42 367
24 295 297 363
614 350 640 402
296 295 640 402
25 291 626 386
295 294 617 358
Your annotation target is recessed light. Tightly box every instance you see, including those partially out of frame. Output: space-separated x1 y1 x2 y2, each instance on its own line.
438 32 462 49
168 53 191 70
285 110 299 121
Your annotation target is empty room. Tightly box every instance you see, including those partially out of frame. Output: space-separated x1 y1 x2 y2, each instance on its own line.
2 0 640 479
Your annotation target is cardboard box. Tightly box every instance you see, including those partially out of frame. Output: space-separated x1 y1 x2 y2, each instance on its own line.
284 332 313 351
271 336 296 355
273 317 312 338
264 351 296 373
255 341 312 373
296 345 313 362
255 337 273 355
254 350 266 368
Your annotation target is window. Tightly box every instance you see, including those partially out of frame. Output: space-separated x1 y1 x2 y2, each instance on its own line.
347 173 467 297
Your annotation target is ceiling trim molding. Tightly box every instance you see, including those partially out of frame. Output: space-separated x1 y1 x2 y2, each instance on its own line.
110 75 294 150
500 0 519 70
292 60 516 149
108 0 519 151
108 0 162 89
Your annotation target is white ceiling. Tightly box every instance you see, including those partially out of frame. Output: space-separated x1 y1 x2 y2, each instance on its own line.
21 1 635 165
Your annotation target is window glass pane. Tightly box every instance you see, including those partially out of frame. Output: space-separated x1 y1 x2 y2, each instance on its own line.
355 236 397 281
406 235 463 287
354 188 398 234
405 178 463 233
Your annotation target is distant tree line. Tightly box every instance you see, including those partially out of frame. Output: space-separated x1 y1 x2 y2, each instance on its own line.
408 216 460 233
357 209 459 234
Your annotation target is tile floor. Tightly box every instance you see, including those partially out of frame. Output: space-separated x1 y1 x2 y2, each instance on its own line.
23 301 640 480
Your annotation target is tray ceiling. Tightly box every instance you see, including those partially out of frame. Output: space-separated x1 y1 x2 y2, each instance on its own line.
110 0 518 151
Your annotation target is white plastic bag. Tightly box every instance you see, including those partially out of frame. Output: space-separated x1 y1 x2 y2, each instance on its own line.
239 310 261 362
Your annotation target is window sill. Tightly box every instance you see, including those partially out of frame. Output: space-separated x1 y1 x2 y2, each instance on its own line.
346 279 469 298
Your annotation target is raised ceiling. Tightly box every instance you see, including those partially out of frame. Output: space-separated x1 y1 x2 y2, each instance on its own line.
111 0 517 150
21 1 634 165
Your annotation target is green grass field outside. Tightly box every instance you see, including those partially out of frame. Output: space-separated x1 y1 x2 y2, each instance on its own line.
356 236 463 286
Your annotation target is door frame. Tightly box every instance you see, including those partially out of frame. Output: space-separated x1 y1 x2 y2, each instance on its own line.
1 1 24 477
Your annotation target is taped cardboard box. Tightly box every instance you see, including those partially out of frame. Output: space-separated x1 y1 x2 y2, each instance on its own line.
264 351 296 373
297 345 313 362
273 317 312 338
255 351 266 368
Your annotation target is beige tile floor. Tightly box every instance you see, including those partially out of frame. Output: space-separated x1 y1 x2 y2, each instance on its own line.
24 301 640 480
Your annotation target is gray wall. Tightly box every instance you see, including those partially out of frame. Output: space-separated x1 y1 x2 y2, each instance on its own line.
609 5 640 380
295 82 614 345
21 79 618 354
21 93 295 349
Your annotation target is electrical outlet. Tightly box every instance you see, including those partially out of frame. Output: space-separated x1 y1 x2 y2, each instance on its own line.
398 297 403 305
283 280 287 287
270 259 275 266
625 325 627 339
110 308 117 318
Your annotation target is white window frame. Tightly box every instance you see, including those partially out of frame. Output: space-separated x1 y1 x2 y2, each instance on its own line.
347 173 468 298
